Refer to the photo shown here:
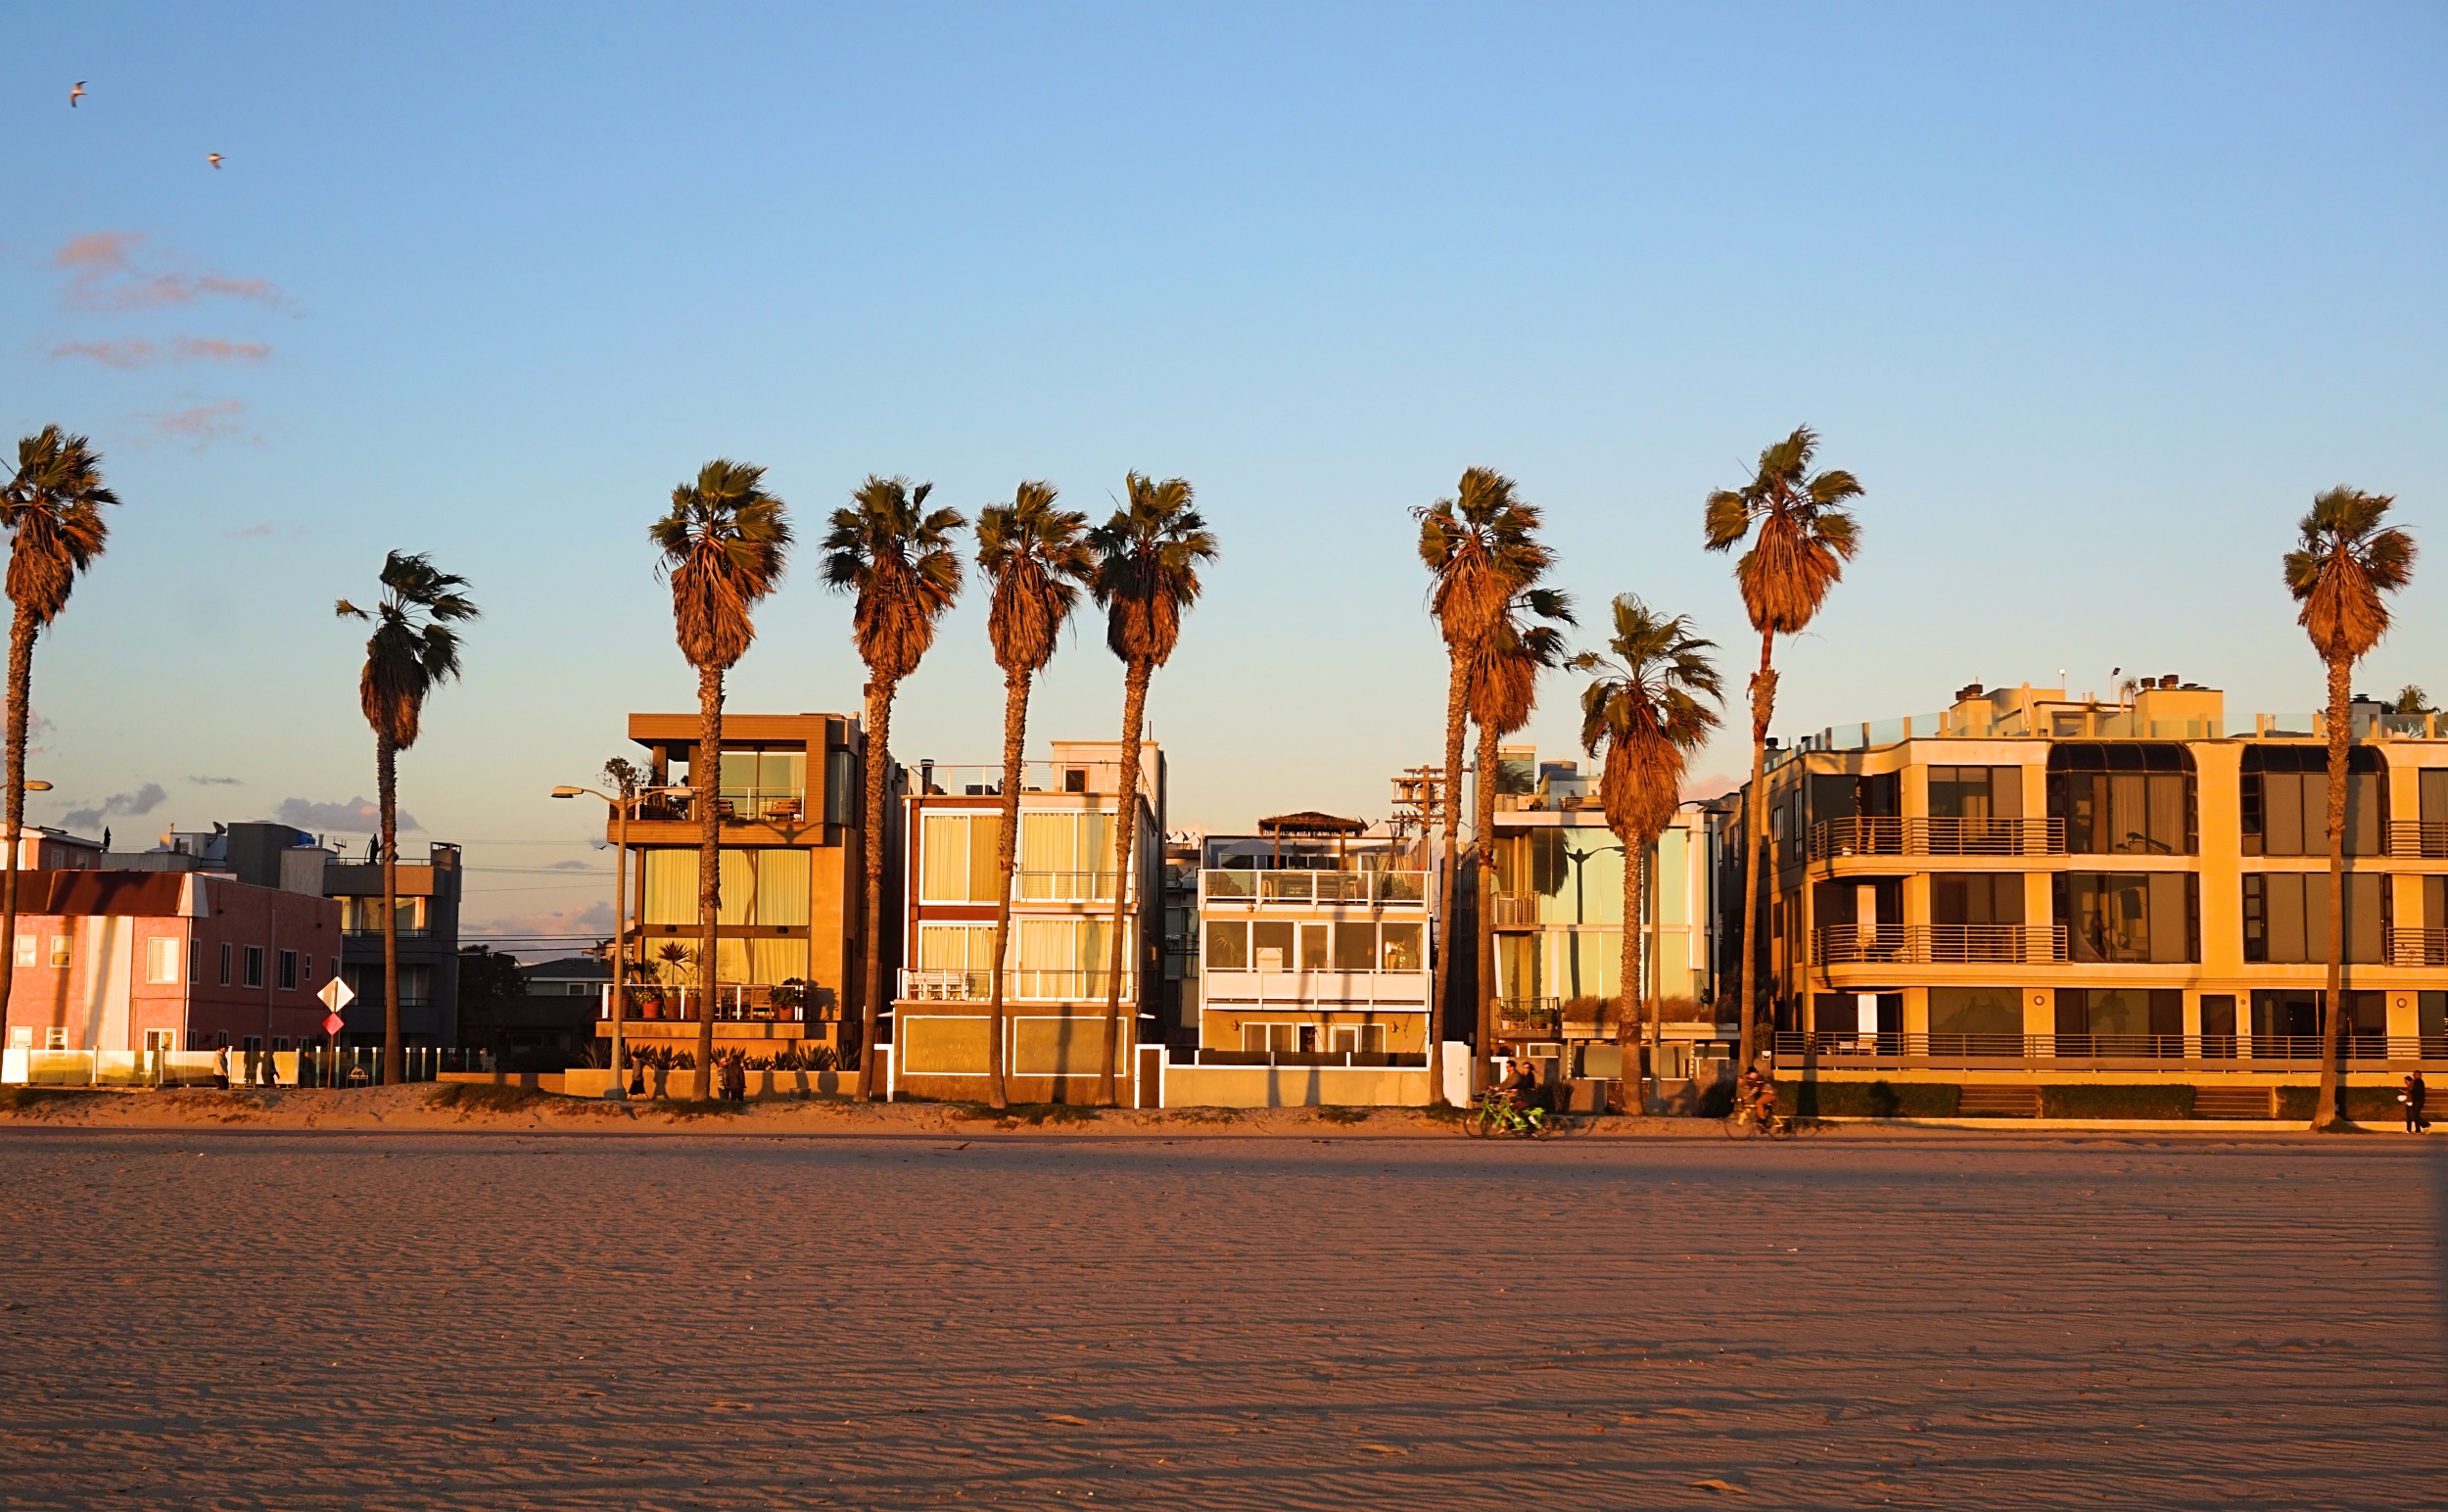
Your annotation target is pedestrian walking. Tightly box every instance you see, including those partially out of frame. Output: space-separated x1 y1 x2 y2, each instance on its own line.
2404 1071 2429 1135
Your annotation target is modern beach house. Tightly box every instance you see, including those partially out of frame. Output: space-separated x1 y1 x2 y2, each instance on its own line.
888 740 1164 1104
1723 676 2448 1116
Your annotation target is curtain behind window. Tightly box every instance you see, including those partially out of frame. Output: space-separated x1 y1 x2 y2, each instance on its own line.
921 816 968 902
642 851 694 925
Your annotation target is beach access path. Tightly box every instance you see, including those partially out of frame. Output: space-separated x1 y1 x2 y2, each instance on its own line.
0 1130 2442 1509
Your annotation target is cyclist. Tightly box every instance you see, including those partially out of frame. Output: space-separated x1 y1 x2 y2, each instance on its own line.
1739 1063 1776 1130
1504 1057 1541 1112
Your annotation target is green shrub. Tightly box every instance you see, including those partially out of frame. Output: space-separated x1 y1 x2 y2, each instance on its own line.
2039 1084 2193 1119
2278 1084 2407 1123
426 1084 559 1114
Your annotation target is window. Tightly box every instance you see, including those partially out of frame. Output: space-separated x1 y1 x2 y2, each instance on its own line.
918 813 1004 903
220 942 233 986
714 748 807 821
2047 743 2195 855
272 1036 292 1052
2055 988 2181 1051
2055 873 2197 963
2241 874 2388 963
1930 874 2024 924
1927 767 2023 822
1927 986 2021 1042
144 937 180 985
278 949 299 990
1380 921 1424 971
1328 1024 1389 1056
1015 813 1116 901
299 953 313 985
1241 1022 1298 1054
1250 921 1294 972
341 895 427 933
826 748 856 827
1298 923 1330 971
1205 920 1248 970
568 982 592 996
2240 747 2385 857
143 1028 177 1054
242 945 265 988
48 935 71 969
13 936 31 968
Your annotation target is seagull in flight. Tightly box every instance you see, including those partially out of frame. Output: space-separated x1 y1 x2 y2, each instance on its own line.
207 153 224 169
70 81 85 108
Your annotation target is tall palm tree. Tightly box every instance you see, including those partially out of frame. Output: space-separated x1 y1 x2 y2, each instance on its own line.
1412 468 1553 1105
2283 486 2415 1130
1467 588 1573 1093
0 428 116 1026
1703 426 1862 1074
651 460 790 1100
336 553 478 1085
978 482 1093 1110
1088 473 1217 1108
1572 596 1721 1114
824 476 965 1102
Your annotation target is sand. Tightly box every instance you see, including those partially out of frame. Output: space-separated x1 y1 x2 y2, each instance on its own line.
1 1126 2442 1509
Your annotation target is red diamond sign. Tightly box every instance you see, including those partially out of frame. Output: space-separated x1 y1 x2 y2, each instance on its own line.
322 1014 346 1036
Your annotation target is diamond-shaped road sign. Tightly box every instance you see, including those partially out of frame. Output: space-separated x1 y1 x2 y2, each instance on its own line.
322 1014 346 1037
318 977 355 1013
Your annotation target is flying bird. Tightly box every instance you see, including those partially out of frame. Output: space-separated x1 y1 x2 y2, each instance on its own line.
70 81 85 108
207 153 224 169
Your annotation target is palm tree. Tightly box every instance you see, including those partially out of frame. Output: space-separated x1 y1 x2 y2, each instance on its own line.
651 460 790 1100
1571 596 1721 1114
336 553 478 1085
2283 486 2416 1130
1088 473 1217 1108
1412 469 1553 1105
2391 685 2433 717
1703 426 1863 1074
0 428 116 1026
977 482 1093 1110
1467 588 1573 1094
824 476 965 1102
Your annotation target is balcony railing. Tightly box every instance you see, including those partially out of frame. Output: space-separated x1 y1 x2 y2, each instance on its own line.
2389 822 2448 860
1496 996 1561 1034
633 788 808 826
1811 817 2066 861
2388 927 2448 968
1813 924 2068 965
599 982 817 1023
1490 893 1541 927
1201 870 1427 907
1013 870 1119 903
897 969 1128 1003
1774 1030 2445 1068
343 926 431 940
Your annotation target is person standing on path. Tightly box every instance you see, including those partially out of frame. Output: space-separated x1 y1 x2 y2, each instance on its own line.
2404 1071 2428 1134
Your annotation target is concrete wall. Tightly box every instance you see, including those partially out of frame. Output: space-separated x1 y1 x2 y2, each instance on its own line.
1162 1063 1432 1109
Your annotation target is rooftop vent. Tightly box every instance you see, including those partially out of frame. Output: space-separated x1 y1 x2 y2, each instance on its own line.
1954 682 1985 702
2159 674 2180 690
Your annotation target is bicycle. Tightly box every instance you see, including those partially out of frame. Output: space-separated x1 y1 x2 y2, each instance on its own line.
1466 1089 1554 1140
1720 1101 1797 1140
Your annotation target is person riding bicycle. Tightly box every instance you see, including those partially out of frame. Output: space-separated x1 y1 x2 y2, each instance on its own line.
1739 1063 1776 1127
1504 1057 1542 1113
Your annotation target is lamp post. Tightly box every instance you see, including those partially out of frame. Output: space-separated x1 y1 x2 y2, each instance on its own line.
551 781 674 1100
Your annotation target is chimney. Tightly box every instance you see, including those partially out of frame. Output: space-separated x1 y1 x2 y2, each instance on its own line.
2160 674 2179 690
1954 682 1984 703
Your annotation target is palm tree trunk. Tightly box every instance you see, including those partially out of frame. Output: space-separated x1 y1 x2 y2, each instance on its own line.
1098 661 1152 1108
0 603 36 1035
1474 719 1500 1094
1428 654 1469 1109
1734 628 1777 1075
986 670 1031 1110
2315 654 2351 1129
379 732 401 1085
1614 827 1640 1115
857 678 897 1102
1641 839 1663 1117
694 663 724 1101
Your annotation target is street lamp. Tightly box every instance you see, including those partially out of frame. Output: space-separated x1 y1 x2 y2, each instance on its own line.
551 781 667 1101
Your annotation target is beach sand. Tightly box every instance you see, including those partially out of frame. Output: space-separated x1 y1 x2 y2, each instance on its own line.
1 1126 2442 1508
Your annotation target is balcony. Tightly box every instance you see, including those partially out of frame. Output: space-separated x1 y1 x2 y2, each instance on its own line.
1496 996 1561 1035
1012 870 1119 904
633 787 809 827
1195 970 1428 1012
1489 893 1541 927
2389 822 2448 860
1811 817 2065 862
1814 924 2068 966
897 969 1128 1004
1200 870 1427 907
598 982 826 1024
2388 927 2448 968
1775 1030 2447 1070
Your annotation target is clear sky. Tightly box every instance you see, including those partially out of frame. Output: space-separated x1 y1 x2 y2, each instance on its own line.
4 3 2442 945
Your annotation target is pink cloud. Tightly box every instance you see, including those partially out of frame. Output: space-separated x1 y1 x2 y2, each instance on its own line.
466 900 617 942
1681 772 1742 802
172 336 270 363
55 231 284 312
49 338 157 369
48 335 269 369
139 400 250 449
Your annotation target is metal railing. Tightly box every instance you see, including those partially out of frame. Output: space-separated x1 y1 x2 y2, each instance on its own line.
1773 1031 2448 1068
1811 817 2065 861
1496 996 1561 1034
913 760 1158 802
634 787 809 825
1814 923 2068 965
2387 927 2448 968
896 968 1128 1003
1181 1049 1429 1069
1490 894 1541 927
2389 822 2448 860
598 982 817 1023
1201 870 1427 907
1013 870 1120 903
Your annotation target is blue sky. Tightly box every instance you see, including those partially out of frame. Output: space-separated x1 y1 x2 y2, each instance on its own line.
4 3 2442 942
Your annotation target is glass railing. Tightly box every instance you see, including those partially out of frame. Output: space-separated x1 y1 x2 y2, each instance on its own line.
1202 871 1428 907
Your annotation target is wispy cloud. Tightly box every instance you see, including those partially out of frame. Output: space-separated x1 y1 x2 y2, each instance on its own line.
49 335 270 369
56 231 284 312
187 775 244 786
466 900 617 941
545 859 597 871
139 399 250 450
275 796 416 834
64 781 168 833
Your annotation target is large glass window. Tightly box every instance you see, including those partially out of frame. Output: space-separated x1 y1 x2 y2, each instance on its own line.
2047 744 2195 855
1204 920 1248 970
2241 873 2388 963
2240 747 2385 857
2055 873 2197 963
1380 921 1424 971
1930 874 2024 925
1250 921 1295 971
1016 813 1116 901
918 813 1003 903
1332 922 1377 971
1928 985 2021 1041
1927 767 2023 820
2054 987 2180 1046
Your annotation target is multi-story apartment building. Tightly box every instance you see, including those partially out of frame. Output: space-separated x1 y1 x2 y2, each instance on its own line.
890 740 1162 1104
1479 749 1724 1086
597 711 875 1063
1190 814 1436 1064
1725 675 2447 1106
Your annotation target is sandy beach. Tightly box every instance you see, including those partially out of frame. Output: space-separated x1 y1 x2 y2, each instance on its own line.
1 1125 2443 1510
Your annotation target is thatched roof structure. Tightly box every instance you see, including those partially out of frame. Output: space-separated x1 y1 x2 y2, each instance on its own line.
1256 811 1367 837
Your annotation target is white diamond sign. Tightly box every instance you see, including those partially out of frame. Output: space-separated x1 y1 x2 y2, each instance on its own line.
318 978 355 1012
